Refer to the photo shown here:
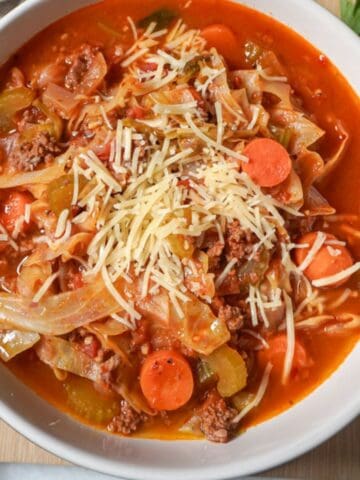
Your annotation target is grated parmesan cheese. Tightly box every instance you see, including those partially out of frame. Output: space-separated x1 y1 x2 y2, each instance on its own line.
24 204 31 224
127 16 138 42
32 272 60 303
298 232 326 271
215 258 238 288
101 265 141 320
232 363 273 423
55 209 69 239
282 292 295 384
185 113 248 161
312 262 360 288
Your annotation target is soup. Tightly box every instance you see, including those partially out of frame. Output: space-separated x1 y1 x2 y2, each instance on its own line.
0 0 359 442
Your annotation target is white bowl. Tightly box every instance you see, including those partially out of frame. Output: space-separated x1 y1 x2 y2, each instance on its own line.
0 1 359 479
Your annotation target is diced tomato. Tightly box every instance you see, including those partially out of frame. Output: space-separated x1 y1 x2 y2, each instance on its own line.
0 190 33 235
68 271 84 290
95 142 112 162
80 335 101 359
138 61 158 72
232 75 243 90
187 86 205 108
126 105 146 120
177 178 191 188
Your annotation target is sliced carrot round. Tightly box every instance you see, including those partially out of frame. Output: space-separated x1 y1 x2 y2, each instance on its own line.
294 232 353 286
0 190 33 234
140 350 194 411
258 333 311 376
242 138 292 187
201 24 239 65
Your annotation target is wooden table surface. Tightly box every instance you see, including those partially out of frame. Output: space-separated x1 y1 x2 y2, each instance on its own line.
0 0 359 478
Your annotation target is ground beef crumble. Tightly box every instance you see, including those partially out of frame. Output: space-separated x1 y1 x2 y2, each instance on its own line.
198 390 238 443
65 44 105 93
202 221 259 277
8 131 61 172
201 229 224 270
107 400 147 435
225 220 258 262
218 304 245 332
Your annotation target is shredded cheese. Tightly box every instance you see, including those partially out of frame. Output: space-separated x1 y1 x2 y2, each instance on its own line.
101 265 141 320
121 47 149 67
282 292 295 384
248 285 259 327
298 232 326 271
312 262 360 288
55 209 69 238
32 272 60 303
12 216 24 240
214 101 223 145
100 105 113 130
185 113 248 161
327 289 352 310
232 363 273 423
242 329 269 349
127 16 138 42
215 258 237 288
24 204 31 224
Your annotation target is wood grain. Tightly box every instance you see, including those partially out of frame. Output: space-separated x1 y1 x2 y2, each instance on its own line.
0 1 358 478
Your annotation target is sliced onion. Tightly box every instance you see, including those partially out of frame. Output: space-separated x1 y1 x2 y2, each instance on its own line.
261 80 292 110
86 317 129 337
0 164 64 189
36 336 114 383
16 262 52 298
43 83 81 118
258 50 287 77
304 186 335 216
76 51 107 96
0 330 40 361
0 276 169 336
209 53 247 125
270 169 303 208
231 70 262 104
271 108 325 154
324 314 360 334
295 149 324 191
316 122 349 183
171 294 230 355
0 277 120 335
25 233 93 266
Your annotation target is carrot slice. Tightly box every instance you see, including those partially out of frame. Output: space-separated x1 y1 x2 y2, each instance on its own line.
258 333 312 376
294 232 353 286
201 24 239 65
243 138 292 187
0 190 33 234
140 350 194 411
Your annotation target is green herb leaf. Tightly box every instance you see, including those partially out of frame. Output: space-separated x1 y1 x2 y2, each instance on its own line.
138 8 177 32
341 0 360 34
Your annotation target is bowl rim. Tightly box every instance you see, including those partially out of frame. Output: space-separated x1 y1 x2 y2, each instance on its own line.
1 349 359 480
0 1 359 479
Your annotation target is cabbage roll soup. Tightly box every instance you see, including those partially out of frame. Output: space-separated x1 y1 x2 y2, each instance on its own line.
0 0 359 442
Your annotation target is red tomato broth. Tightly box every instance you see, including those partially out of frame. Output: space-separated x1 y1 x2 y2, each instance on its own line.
1 0 359 440
4 0 360 210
